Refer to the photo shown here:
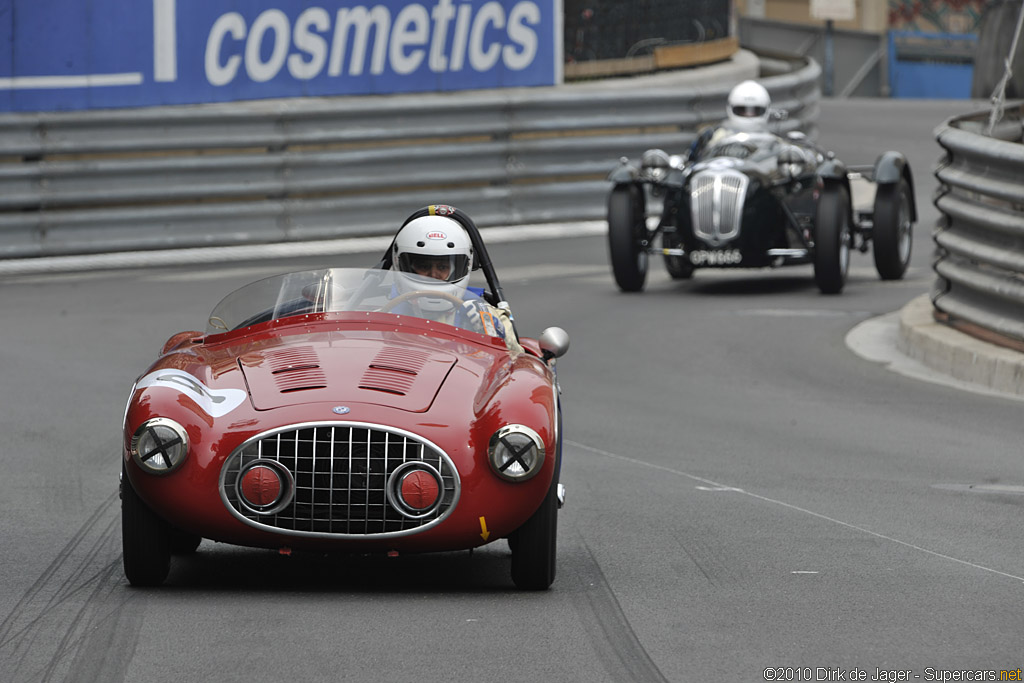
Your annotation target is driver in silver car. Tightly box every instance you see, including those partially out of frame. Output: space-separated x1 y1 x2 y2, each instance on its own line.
689 79 774 159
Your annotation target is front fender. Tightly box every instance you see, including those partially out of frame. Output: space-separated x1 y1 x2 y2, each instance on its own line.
873 150 917 221
608 159 640 183
817 158 849 182
815 160 855 228
873 150 910 185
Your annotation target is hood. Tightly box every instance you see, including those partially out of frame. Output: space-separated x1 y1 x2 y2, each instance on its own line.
238 337 457 412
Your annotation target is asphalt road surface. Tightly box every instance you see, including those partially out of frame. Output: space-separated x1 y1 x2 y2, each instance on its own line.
2 98 1022 683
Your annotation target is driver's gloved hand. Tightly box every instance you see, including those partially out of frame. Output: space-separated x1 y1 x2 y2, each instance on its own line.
460 300 500 337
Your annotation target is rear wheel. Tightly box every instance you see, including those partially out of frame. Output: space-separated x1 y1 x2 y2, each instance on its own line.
121 468 171 587
607 185 649 292
872 178 913 280
510 479 559 590
814 185 852 295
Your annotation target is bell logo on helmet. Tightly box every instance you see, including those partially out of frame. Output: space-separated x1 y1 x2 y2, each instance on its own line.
425 231 447 240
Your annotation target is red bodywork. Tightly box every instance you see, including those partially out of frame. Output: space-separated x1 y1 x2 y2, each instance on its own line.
123 311 560 554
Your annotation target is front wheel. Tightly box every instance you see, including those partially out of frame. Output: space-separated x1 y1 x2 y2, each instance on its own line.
168 528 201 555
121 468 171 587
814 185 852 295
872 178 913 280
662 236 694 280
607 185 649 292
509 479 559 590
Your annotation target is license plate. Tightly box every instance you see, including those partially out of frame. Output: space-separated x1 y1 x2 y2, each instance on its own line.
689 249 742 266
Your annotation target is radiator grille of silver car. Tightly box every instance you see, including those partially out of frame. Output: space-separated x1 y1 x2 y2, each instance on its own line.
220 423 459 538
690 169 748 245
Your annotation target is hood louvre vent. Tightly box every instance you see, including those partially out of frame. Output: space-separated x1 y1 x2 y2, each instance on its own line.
358 348 431 396
265 347 326 393
239 340 456 412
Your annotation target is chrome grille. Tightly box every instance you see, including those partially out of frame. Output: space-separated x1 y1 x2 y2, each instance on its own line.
220 422 460 538
690 169 748 245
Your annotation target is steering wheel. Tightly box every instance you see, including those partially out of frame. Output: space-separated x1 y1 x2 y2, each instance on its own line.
380 289 467 312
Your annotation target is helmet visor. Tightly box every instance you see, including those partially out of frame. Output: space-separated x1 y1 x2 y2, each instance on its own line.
731 105 766 118
397 253 470 283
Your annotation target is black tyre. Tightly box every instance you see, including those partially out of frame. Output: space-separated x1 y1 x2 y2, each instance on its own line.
121 468 171 587
872 178 913 280
510 479 559 590
168 528 202 555
814 185 852 295
607 185 649 292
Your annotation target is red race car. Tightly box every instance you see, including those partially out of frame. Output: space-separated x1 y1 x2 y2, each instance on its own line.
121 205 569 590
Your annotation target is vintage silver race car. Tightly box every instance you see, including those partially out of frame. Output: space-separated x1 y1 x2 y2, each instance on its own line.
607 129 917 294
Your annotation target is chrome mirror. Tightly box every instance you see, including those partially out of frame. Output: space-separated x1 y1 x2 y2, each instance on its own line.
539 327 569 361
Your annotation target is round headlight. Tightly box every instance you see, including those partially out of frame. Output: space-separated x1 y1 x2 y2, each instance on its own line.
641 148 671 181
488 425 545 482
131 418 189 475
641 148 670 169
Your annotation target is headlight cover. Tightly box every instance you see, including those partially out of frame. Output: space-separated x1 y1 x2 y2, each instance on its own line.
488 425 545 482
641 148 671 181
131 418 189 475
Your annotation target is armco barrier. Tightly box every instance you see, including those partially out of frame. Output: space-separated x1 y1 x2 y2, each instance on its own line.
933 107 1024 346
0 54 820 259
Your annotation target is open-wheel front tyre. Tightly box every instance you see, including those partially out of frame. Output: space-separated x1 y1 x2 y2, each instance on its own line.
872 178 913 280
662 236 694 280
663 255 694 280
607 185 649 292
510 479 558 590
814 185 852 295
121 468 171 587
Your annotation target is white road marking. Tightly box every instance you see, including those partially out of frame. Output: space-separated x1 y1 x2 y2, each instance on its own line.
0 221 607 278
567 439 1024 584
499 263 609 281
732 309 868 317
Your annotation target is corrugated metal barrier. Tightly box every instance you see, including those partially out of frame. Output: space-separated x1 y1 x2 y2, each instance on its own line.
0 55 820 260
933 107 1024 345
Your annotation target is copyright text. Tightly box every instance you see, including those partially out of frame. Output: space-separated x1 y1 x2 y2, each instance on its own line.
763 668 1022 681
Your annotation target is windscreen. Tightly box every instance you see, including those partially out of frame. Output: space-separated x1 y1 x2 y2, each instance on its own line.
204 268 500 338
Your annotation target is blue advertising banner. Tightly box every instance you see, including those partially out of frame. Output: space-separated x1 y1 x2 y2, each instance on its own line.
0 0 563 112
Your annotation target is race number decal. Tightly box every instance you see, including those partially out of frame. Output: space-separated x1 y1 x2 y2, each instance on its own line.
136 368 247 418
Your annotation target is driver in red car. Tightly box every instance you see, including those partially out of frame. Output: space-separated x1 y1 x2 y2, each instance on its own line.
390 213 513 342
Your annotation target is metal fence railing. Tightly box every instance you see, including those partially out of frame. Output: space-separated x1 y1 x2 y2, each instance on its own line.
932 106 1024 346
564 0 730 63
0 55 820 260
738 17 886 97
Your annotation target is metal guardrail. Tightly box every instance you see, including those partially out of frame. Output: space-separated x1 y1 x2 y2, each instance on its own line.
933 106 1024 345
0 55 820 259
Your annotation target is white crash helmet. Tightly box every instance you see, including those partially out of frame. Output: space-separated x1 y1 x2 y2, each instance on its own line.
726 80 771 132
392 214 474 312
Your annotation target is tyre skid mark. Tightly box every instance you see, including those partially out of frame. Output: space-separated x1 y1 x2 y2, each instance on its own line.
568 529 671 683
0 490 137 683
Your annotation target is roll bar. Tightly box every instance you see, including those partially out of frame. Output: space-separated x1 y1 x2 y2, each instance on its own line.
374 204 508 306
